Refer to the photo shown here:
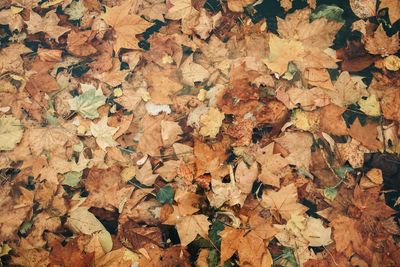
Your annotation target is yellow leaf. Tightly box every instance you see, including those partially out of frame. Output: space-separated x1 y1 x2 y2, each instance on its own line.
359 94 381 116
263 34 304 75
0 115 23 151
199 107 225 138
384 55 400 71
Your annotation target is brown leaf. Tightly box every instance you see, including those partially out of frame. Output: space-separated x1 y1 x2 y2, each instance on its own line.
365 24 399 56
120 220 162 250
67 30 97 57
49 237 94 267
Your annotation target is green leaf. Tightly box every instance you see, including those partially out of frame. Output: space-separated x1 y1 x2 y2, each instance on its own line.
68 84 106 119
63 171 83 187
208 249 220 267
209 220 224 248
334 165 353 179
310 5 344 22
323 187 337 201
19 220 34 235
156 186 174 204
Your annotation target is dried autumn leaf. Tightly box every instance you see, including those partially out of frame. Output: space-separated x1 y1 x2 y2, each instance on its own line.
179 55 210 86
364 24 399 56
263 34 304 75
26 10 70 40
379 0 400 24
350 0 376 18
227 0 256 12
199 107 224 138
161 120 182 147
0 115 23 151
90 117 119 151
165 0 197 20
175 214 210 246
49 237 94 267
261 183 308 220
255 142 289 188
67 30 97 57
102 1 152 52
66 207 113 252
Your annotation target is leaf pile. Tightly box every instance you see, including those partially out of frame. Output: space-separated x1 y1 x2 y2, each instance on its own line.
0 0 400 266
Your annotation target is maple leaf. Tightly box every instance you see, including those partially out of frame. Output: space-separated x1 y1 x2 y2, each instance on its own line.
0 115 23 151
261 183 308 221
68 84 106 119
379 0 400 24
175 214 210 246
364 24 400 56
220 227 267 266
227 0 257 12
0 8 24 32
263 34 304 75
90 117 119 151
274 131 314 170
331 215 364 258
101 1 152 53
66 207 113 252
165 0 197 20
67 30 97 57
49 237 94 267
179 55 210 86
255 143 289 187
161 120 183 147
235 161 258 194
26 10 70 40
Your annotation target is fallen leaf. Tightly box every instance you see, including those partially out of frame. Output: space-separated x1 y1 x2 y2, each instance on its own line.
26 10 70 40
175 214 210 246
365 24 399 56
102 1 152 52
90 117 119 151
379 0 400 24
261 183 308 221
0 115 23 151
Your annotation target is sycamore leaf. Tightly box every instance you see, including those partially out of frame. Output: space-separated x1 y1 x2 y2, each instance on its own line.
358 94 381 116
26 10 70 40
165 0 197 20
379 0 400 24
102 1 152 52
255 143 289 188
275 132 313 170
90 117 119 151
68 84 106 119
0 115 23 151
263 35 304 75
66 207 113 252
227 0 257 12
179 55 210 86
176 214 210 246
364 24 400 56
261 183 308 220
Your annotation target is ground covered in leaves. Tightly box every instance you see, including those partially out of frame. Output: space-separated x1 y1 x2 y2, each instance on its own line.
0 0 400 266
